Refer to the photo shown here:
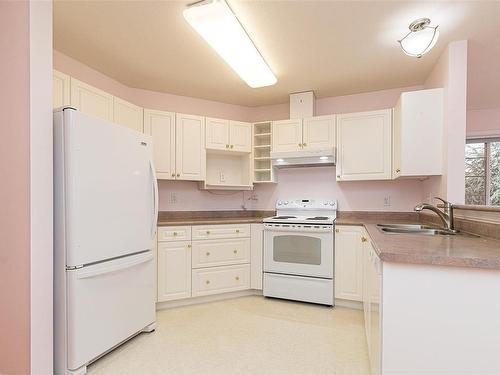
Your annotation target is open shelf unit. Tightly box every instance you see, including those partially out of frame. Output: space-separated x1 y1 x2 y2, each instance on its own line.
253 122 277 183
200 150 254 191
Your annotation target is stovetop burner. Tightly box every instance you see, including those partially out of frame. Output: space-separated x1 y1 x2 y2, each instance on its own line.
306 216 329 220
272 216 297 219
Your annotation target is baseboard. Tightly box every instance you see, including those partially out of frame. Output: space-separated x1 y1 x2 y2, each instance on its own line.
156 289 263 310
335 298 363 310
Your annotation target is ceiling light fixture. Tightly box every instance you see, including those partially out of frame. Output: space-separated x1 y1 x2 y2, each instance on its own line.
183 0 277 88
398 18 439 58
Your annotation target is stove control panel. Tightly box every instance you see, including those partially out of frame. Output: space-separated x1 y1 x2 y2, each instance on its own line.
276 199 337 210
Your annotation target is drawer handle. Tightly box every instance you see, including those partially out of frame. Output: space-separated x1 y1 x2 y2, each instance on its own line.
206 280 210 284
173 232 177 236
235 229 240 233
235 276 239 281
206 230 211 235
233 250 238 254
206 251 210 256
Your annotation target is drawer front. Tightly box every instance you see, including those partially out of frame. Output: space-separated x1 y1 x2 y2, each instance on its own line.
157 226 191 242
191 224 250 240
192 238 250 269
192 264 250 297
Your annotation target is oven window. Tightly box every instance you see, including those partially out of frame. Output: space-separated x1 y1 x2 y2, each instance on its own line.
273 235 321 265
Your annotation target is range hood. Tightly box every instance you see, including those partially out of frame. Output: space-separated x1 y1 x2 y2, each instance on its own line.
271 148 336 168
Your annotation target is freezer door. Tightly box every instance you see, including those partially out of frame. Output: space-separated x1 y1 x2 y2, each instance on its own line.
66 251 155 371
63 109 157 266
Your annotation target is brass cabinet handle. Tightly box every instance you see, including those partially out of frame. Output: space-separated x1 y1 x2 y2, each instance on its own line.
233 250 238 254
206 251 210 256
206 280 210 284
235 229 240 233
302 143 307 147
395 168 401 173
361 236 368 243
206 230 210 234
235 276 240 281
298 143 302 147
230 144 234 149
176 173 180 178
337 175 341 179
226 144 229 148
171 173 175 177
335 229 339 233
173 232 178 236
187 244 192 248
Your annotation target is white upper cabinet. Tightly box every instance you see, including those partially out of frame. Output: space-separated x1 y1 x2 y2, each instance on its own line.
302 115 336 150
53 70 70 109
70 77 114 122
206 118 252 153
335 225 364 302
176 113 206 181
144 109 176 180
272 119 303 152
229 121 252 152
206 117 230 151
336 109 392 181
113 97 143 133
393 88 443 178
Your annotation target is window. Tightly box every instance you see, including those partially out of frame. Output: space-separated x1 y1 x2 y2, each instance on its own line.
465 139 500 205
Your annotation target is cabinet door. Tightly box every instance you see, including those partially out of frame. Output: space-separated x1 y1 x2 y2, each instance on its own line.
144 109 176 180
229 121 252 152
53 70 70 108
336 109 392 181
113 97 143 132
302 115 335 150
157 241 191 302
176 114 206 181
334 225 364 301
272 119 303 152
70 78 113 121
206 117 229 151
250 224 264 290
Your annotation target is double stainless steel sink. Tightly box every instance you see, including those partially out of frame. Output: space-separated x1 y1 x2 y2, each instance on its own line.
376 223 477 237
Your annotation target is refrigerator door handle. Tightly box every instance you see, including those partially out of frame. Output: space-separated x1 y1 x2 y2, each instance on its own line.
149 159 159 240
76 252 154 279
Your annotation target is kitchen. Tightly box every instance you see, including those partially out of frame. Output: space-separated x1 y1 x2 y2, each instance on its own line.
2 1 500 375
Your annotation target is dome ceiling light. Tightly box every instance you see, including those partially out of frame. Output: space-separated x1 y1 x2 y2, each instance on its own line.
398 18 440 58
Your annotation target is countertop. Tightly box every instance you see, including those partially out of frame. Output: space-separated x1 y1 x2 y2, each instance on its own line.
158 210 500 271
336 212 500 271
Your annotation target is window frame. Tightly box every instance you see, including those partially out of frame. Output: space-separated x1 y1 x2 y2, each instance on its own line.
466 137 500 205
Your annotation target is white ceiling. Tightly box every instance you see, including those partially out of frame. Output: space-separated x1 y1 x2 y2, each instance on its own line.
53 1 500 109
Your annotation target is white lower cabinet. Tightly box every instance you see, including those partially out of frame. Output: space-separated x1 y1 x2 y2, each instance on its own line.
334 225 364 301
157 223 258 303
192 264 251 297
157 240 192 302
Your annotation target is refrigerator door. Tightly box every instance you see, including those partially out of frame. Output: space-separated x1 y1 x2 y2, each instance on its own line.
66 251 155 371
63 109 157 266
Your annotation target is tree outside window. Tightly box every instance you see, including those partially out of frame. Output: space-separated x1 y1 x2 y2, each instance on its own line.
465 139 500 206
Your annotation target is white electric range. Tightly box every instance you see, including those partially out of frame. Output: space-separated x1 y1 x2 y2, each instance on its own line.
263 199 337 306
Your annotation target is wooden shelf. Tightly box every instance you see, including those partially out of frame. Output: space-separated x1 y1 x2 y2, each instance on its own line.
203 182 254 191
254 144 271 148
254 168 271 172
254 133 271 137
254 157 271 160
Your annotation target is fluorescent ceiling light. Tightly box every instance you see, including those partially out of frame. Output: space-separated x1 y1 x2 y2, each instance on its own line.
398 18 439 58
183 0 277 88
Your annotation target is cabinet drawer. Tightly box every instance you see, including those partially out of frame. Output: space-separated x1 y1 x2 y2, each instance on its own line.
192 264 250 297
192 238 250 269
157 226 191 242
191 224 250 240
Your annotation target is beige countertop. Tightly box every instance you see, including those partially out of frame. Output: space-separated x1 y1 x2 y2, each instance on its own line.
158 210 500 270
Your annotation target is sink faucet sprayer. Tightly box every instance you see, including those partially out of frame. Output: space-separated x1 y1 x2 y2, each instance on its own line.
414 197 455 231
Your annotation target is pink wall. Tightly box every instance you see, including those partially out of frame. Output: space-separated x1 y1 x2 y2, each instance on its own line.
467 108 500 138
0 2 31 374
423 41 468 204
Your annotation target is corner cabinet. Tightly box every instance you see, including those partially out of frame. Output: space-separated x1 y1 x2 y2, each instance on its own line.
336 109 392 181
175 113 206 181
334 225 364 301
144 109 176 180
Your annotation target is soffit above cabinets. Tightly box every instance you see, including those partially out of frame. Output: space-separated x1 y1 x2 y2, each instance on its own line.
53 1 500 108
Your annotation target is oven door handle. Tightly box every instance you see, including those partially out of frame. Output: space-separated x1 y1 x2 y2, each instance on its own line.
263 225 333 233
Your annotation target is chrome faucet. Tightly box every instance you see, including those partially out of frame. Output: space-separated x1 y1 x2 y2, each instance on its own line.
414 197 455 231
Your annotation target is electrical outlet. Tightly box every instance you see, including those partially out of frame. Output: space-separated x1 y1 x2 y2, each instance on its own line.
219 171 225 182
169 192 177 204
383 195 391 207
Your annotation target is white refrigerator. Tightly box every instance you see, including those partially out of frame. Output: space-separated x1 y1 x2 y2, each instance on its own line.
53 107 158 375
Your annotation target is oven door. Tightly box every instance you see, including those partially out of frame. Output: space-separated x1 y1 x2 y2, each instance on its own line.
263 223 334 278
